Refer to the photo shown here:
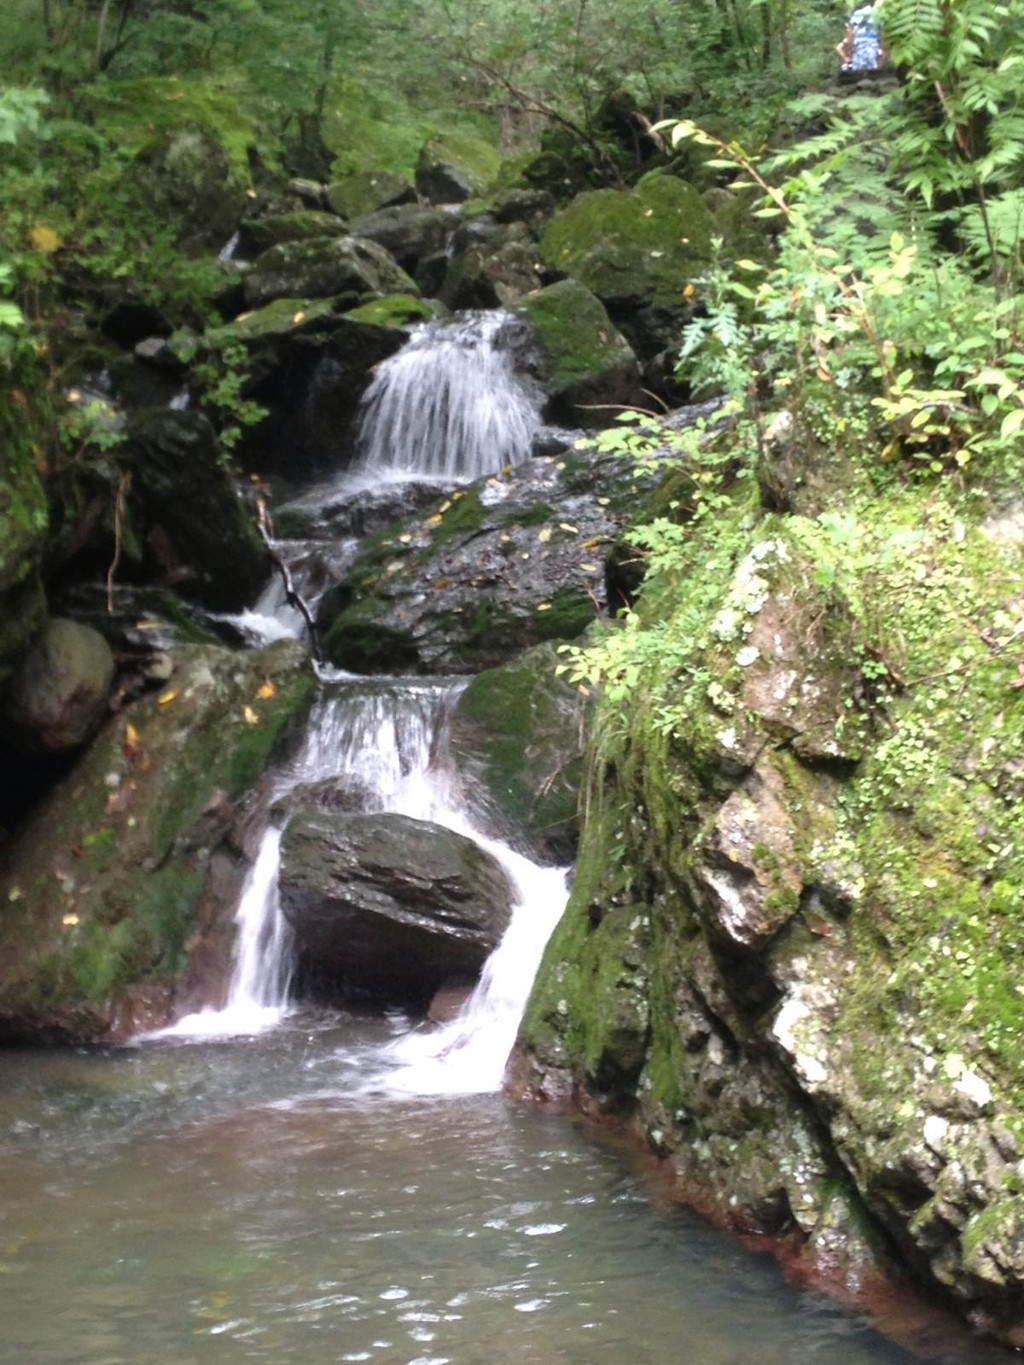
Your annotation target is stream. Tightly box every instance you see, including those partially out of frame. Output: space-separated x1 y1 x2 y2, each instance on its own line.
0 314 1005 1365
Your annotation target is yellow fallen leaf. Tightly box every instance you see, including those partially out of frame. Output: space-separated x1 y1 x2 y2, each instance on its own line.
67 388 81 403
292 310 306 323
597 497 610 506
398 533 412 544
537 527 552 543
559 523 578 534
578 684 591 697
439 500 452 513
157 689 178 707
8 888 22 903
257 680 276 699
30 224 61 253
62 913 80 928
434 577 449 589
135 619 162 630
425 513 443 525
500 533 512 542
580 562 598 571
452 490 465 500
536 602 552 611
683 283 696 300
243 705 259 725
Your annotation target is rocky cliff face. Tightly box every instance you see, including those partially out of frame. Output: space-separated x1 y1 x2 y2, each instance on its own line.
517 446 1024 1347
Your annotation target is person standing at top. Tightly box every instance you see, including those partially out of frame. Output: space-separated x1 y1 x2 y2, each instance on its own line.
836 3 885 71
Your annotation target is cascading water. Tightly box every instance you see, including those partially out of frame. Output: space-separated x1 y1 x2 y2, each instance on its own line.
148 305 565 1093
356 310 543 481
154 675 568 1094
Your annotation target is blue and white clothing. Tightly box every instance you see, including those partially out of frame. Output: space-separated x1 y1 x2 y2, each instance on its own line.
848 4 882 70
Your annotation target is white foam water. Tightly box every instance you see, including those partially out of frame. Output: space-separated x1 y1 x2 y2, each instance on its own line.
356 310 542 482
146 681 569 1089
153 827 292 1040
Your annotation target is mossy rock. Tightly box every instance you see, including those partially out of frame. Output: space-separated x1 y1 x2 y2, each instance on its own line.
131 123 249 256
318 450 647 674
342 294 437 327
125 409 268 612
450 643 592 861
519 465 1024 1343
244 235 419 309
518 279 642 424
416 131 502 203
540 176 714 307
237 211 349 259
325 171 417 220
0 640 317 1042
205 297 339 347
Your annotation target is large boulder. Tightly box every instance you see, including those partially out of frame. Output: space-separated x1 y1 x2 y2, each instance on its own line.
236 210 349 259
416 132 501 204
442 239 548 310
519 279 644 424
202 301 410 475
519 484 1024 1348
449 643 592 862
279 809 514 1004
244 235 418 309
540 176 714 310
0 640 317 1041
5 619 114 755
325 170 417 220
132 124 248 255
349 204 454 273
318 447 650 674
126 409 269 611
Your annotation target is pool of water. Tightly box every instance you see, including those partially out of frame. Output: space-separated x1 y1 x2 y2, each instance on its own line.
0 1015 1004 1365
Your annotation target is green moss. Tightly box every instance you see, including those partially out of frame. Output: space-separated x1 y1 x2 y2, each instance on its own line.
539 176 714 304
82 76 264 174
507 502 554 528
343 294 436 327
420 131 501 193
519 279 633 387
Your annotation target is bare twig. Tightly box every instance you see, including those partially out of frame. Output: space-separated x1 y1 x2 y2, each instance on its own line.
255 497 322 659
106 471 131 615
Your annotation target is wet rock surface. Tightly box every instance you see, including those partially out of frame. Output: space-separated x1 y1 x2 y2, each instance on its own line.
279 809 514 1005
449 642 591 862
519 494 1024 1347
4 618 115 755
317 447 650 674
519 279 644 423
0 640 317 1041
244 235 419 309
126 409 269 611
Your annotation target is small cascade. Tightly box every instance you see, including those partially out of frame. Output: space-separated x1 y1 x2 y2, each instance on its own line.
156 827 292 1039
218 230 241 262
380 834 567 1096
356 310 542 482
149 676 568 1080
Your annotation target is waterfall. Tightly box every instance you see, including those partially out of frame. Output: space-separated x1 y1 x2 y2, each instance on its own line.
145 305 566 1086
149 677 569 1078
356 310 542 482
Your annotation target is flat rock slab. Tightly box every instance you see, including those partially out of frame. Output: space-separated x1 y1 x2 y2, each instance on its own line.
279 810 514 1004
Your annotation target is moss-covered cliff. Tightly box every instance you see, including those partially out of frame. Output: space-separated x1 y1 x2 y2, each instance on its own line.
518 443 1024 1345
